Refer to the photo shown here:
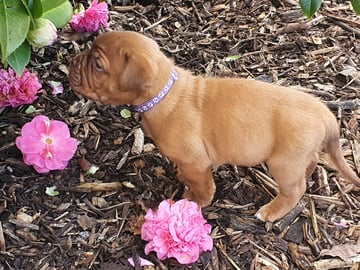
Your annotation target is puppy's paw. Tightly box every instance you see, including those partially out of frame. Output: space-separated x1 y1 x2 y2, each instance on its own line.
255 204 281 222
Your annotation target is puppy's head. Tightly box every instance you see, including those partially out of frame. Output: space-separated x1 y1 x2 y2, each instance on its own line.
68 31 162 105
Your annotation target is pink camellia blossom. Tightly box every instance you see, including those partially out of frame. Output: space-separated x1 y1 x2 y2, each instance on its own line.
70 0 109 33
141 199 213 264
16 115 78 173
0 68 41 108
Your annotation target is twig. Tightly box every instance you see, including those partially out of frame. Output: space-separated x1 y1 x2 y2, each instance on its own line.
316 166 331 196
191 1 203 24
322 11 360 37
306 194 345 207
253 254 280 270
0 142 15 153
111 5 139 13
333 178 358 210
312 255 360 270
8 219 39 231
341 74 360 89
213 201 254 210
322 11 360 28
248 239 283 266
325 99 360 111
144 16 171 31
351 140 360 175
303 222 321 256
273 200 306 233
331 20 360 37
249 168 279 196
116 203 129 239
83 198 105 217
0 222 5 252
57 182 123 193
215 242 242 270
89 247 101 269
308 196 320 240
277 15 325 34
310 46 340 57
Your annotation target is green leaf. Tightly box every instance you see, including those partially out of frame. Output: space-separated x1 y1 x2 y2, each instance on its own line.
87 165 100 175
7 40 31 75
45 186 60 196
20 0 35 25
0 0 30 65
351 0 360 14
27 0 35 9
224 54 242 62
32 0 73 28
299 0 322 18
30 0 43 18
25 105 37 114
120 108 132 118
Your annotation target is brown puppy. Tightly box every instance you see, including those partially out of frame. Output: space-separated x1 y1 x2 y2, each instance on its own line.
69 31 360 222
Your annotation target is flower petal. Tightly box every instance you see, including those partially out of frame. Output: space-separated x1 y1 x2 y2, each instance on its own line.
16 115 77 173
141 199 213 264
0 68 41 108
127 257 154 267
70 0 109 33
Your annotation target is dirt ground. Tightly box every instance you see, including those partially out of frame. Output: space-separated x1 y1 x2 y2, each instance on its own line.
0 0 360 269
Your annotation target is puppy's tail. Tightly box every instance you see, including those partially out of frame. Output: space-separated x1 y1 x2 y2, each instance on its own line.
325 130 360 187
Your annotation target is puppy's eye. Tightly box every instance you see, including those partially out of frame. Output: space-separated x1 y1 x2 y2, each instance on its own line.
93 58 103 72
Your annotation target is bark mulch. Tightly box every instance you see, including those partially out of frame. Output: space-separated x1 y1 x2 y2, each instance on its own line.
0 0 359 269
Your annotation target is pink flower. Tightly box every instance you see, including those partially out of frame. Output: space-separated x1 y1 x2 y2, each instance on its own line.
70 0 109 33
0 68 41 108
48 81 64 95
16 115 78 173
128 257 154 267
141 199 213 264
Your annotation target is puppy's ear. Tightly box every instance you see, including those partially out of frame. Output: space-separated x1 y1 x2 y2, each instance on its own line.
121 51 157 92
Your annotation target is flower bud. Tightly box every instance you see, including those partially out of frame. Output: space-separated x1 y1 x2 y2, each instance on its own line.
27 18 57 47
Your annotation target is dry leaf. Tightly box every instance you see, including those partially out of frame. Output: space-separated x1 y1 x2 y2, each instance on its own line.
348 114 359 134
129 215 145 235
113 137 123 145
92 197 109 208
55 203 71 212
16 212 33 223
153 166 165 177
99 262 124 270
320 243 360 260
77 215 97 230
134 159 146 171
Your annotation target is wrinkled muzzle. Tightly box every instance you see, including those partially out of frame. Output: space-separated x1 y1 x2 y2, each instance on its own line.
68 54 85 92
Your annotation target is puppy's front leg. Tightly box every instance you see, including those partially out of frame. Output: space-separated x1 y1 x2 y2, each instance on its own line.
176 165 215 207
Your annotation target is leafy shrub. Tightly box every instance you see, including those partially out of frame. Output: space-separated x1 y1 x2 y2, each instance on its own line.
300 0 360 18
0 0 73 75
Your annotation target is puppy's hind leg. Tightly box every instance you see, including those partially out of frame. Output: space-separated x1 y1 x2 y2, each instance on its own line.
305 152 319 180
256 156 307 222
176 164 215 207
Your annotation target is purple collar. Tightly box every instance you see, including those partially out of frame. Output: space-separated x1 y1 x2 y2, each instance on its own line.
133 70 178 113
